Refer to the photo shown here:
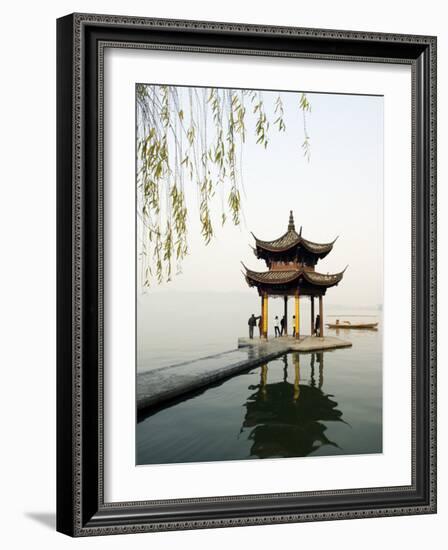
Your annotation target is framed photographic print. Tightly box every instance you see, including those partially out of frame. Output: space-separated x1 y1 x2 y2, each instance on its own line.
56 13 437 536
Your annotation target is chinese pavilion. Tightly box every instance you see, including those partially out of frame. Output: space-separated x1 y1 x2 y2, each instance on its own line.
242 211 347 339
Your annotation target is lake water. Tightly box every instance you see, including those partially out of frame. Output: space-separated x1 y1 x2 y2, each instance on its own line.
136 310 382 465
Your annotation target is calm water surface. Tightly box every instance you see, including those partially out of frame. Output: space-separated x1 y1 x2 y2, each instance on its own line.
137 324 382 464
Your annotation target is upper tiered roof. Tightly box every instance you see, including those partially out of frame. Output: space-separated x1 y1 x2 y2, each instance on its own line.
252 211 337 261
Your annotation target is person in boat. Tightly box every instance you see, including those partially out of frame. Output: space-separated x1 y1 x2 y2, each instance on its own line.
274 316 281 337
248 314 259 339
280 315 286 336
315 314 321 336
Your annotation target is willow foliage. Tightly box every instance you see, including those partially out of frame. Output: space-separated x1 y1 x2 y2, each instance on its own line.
137 85 311 286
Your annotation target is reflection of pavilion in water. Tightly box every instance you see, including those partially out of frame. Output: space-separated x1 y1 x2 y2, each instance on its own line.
242 352 344 458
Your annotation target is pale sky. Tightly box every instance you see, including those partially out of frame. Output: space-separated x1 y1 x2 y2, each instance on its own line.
138 88 383 309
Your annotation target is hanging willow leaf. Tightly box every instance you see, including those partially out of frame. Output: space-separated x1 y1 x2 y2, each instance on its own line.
299 93 311 162
274 95 286 132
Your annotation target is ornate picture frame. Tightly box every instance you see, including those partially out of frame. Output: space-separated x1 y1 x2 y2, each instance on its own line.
57 13 437 536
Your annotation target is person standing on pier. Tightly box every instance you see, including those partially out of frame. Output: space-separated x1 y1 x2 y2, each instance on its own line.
280 315 286 336
274 316 281 337
248 314 259 339
292 315 296 337
315 314 321 337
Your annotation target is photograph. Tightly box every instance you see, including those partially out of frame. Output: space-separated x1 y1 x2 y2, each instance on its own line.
135 83 383 465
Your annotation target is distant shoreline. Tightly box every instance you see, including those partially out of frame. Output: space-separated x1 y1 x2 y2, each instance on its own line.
326 314 378 317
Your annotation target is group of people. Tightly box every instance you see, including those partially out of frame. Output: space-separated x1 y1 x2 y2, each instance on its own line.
248 313 321 338
273 315 287 337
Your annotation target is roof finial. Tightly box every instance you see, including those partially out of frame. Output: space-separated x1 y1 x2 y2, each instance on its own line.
288 210 295 231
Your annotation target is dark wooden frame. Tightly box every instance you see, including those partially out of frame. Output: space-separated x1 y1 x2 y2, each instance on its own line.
57 13 437 536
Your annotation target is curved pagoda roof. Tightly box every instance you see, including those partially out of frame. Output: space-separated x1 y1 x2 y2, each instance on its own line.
252 211 337 259
243 265 346 289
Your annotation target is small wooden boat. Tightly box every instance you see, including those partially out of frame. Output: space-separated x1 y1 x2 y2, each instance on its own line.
326 320 378 329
